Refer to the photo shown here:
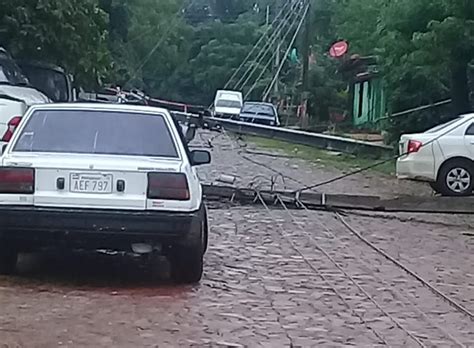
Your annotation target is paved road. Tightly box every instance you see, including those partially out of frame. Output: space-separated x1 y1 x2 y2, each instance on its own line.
0 131 472 347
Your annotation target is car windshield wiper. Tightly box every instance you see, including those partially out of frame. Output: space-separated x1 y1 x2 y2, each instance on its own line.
252 112 274 117
14 81 31 87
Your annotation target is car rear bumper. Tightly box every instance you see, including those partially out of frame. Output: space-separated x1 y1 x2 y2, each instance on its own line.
214 113 239 120
396 157 436 182
0 206 201 250
239 117 277 126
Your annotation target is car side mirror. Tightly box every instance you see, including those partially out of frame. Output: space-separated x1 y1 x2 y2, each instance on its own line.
190 150 211 166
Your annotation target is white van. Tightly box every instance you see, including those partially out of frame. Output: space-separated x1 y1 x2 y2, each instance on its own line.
213 90 243 119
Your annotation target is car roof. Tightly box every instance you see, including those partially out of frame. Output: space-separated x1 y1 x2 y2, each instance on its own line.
243 101 274 106
17 60 66 74
27 102 172 116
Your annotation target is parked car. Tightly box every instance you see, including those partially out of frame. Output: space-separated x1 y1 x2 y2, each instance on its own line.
239 101 280 126
0 48 50 146
396 113 474 196
0 103 211 283
17 60 75 102
213 90 243 119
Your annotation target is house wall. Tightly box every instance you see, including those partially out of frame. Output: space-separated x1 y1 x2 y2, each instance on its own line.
352 77 386 129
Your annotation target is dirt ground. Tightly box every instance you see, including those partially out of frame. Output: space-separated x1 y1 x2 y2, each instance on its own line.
0 131 472 347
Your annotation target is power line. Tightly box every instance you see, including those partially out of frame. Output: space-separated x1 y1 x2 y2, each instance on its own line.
244 4 307 99
222 1 291 91
124 0 195 87
292 115 474 194
377 99 452 122
262 2 310 100
233 1 300 91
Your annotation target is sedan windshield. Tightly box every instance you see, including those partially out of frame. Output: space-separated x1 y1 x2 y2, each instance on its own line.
216 100 241 108
13 110 179 158
241 104 275 116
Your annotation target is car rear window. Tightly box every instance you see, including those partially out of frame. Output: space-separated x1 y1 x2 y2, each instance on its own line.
216 100 242 108
242 104 275 116
13 109 179 158
424 117 460 134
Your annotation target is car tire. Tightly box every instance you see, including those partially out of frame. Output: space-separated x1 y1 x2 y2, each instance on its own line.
0 245 18 275
170 244 203 284
437 159 474 197
202 206 209 255
170 207 206 284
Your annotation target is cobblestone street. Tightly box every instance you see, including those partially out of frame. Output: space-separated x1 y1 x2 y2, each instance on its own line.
0 132 472 347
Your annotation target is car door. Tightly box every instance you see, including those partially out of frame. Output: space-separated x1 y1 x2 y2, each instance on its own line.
464 122 474 159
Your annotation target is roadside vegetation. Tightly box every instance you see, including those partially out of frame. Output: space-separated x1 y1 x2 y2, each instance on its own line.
248 136 396 176
0 0 472 141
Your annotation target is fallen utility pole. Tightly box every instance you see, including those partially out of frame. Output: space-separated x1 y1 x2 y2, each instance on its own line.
203 184 474 215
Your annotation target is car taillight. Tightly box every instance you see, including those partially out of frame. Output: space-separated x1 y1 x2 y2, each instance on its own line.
2 116 22 142
0 168 35 194
147 173 190 200
407 140 422 154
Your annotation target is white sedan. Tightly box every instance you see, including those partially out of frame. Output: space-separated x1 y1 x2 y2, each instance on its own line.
0 103 211 283
396 113 474 196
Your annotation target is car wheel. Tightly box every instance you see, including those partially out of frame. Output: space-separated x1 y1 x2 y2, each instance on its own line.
170 244 203 284
0 245 18 275
202 206 209 255
170 208 205 284
437 160 474 196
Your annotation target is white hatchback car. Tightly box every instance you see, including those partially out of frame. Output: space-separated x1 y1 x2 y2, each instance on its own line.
0 103 211 283
396 113 474 196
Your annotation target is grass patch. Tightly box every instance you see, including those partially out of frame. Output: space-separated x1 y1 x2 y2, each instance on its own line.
247 136 396 176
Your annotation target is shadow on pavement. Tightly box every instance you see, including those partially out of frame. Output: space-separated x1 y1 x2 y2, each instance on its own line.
6 251 195 295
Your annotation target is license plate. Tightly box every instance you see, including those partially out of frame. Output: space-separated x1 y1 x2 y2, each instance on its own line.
70 173 113 193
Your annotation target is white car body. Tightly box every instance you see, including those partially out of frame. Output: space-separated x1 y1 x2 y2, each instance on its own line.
0 85 51 147
0 103 211 282
0 48 51 146
1 103 203 212
213 90 243 118
396 113 474 194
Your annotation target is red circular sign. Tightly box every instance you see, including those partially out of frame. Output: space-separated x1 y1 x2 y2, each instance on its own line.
329 41 348 58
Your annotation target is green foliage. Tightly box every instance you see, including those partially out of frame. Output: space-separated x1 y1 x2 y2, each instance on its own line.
0 0 471 142
334 0 473 141
0 0 111 87
107 0 190 91
167 17 263 103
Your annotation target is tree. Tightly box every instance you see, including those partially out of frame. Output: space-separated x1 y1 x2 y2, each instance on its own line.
167 17 263 103
108 0 191 95
0 0 111 87
333 0 473 141
408 0 474 114
100 0 129 42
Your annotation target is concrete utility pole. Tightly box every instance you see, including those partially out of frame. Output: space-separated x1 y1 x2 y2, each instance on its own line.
266 5 270 26
274 40 280 96
301 0 311 128
273 0 285 97
301 0 311 94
